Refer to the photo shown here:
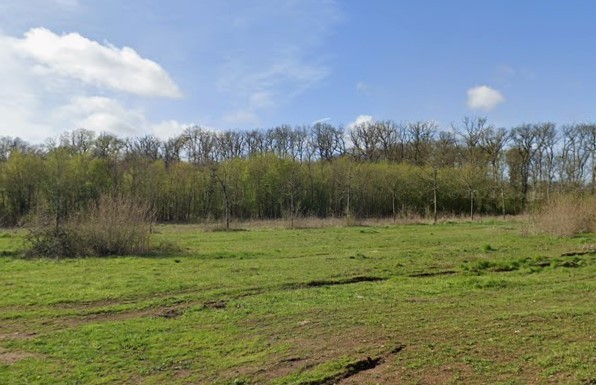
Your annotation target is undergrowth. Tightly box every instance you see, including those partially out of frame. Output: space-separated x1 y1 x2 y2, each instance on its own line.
528 195 596 237
26 195 155 258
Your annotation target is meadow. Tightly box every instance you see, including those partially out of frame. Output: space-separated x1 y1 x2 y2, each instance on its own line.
0 220 594 384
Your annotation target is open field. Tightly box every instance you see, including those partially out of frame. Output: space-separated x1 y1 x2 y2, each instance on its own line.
0 220 595 384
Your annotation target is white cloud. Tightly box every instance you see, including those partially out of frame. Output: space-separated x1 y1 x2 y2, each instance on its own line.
151 120 189 140
54 96 147 136
0 28 184 142
55 96 188 139
467 85 505 111
13 27 181 98
348 114 375 129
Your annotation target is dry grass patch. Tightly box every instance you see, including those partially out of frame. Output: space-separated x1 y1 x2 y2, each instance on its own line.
528 196 596 237
26 195 154 258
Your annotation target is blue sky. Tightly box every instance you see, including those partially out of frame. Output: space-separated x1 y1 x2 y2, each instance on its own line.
1 1 595 142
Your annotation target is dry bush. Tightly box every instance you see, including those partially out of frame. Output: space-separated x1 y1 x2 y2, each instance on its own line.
529 196 596 237
27 196 154 258
78 195 154 256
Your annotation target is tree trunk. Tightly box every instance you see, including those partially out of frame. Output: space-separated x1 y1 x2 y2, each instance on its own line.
470 189 474 220
501 188 506 219
392 191 396 224
432 169 438 224
290 193 295 229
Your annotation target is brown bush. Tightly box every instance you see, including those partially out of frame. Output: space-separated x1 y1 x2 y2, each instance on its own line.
529 196 596 237
27 195 154 258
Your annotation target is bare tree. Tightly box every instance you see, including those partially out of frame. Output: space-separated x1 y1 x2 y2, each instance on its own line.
94 133 125 160
311 122 345 161
245 129 265 157
289 125 309 162
375 120 399 161
584 123 596 194
269 125 293 158
216 130 246 161
0 136 35 161
60 128 96 155
162 135 186 167
183 126 216 165
350 119 380 161
478 127 509 215
452 116 489 165
479 127 509 183
510 123 547 210
531 123 557 200
559 124 591 188
406 121 437 165
128 135 162 161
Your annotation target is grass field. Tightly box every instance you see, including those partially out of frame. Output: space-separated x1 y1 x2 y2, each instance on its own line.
0 220 594 384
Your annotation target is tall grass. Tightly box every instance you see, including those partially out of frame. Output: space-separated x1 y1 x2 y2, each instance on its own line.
26 195 154 258
529 195 596 237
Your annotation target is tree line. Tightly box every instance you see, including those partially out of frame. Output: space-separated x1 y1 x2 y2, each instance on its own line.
0 117 594 227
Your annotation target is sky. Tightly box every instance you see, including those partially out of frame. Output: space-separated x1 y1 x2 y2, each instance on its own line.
1 1 596 142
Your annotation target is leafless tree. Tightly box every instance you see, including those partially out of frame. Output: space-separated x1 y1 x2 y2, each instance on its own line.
162 135 186 167
245 129 265 157
0 136 34 161
510 123 546 210
311 122 345 161
60 128 96 155
216 130 246 161
406 121 437 165
350 119 380 161
183 126 216 165
375 120 399 161
128 135 162 161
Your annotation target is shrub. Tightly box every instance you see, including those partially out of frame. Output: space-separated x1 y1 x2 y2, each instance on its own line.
529 196 596 237
26 195 154 258
26 226 87 258
78 195 154 256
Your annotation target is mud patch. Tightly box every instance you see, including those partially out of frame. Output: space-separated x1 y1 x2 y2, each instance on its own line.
313 345 405 385
340 356 383 377
202 299 227 309
285 276 385 290
156 308 184 319
0 331 37 341
408 270 456 278
0 348 36 365
256 356 309 379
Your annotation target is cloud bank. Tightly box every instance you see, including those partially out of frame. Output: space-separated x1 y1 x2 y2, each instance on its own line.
0 28 184 142
14 27 181 98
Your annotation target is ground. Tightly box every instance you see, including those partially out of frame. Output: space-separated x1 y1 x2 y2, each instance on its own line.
0 220 594 384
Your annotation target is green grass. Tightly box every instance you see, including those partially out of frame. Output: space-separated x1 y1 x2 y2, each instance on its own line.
0 221 594 384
